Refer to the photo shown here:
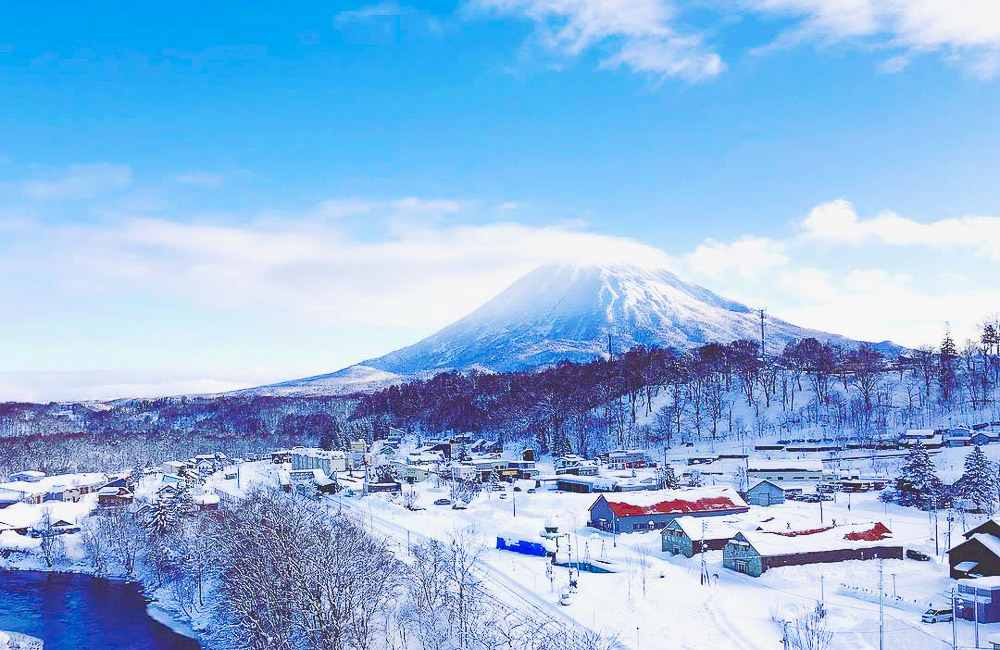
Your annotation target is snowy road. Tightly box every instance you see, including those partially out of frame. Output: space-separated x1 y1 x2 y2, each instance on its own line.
326 496 596 640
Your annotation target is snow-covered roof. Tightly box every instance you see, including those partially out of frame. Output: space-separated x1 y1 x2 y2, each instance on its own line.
958 533 1000 558
668 515 739 541
959 576 1000 589
596 487 748 518
0 472 106 496
193 493 220 505
734 522 896 557
0 505 42 529
747 460 823 472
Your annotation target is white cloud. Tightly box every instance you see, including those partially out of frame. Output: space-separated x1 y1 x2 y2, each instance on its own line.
472 0 724 80
685 235 789 280
175 171 227 188
678 199 1000 348
16 199 673 332
21 163 132 201
336 1 410 23
800 199 1000 258
745 0 1000 77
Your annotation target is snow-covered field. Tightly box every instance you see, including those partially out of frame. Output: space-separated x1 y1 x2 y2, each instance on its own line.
262 444 1000 650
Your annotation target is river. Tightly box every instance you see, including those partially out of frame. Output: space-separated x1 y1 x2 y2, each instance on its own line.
0 570 201 650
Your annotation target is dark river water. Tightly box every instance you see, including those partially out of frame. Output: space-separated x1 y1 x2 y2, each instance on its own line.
0 570 201 650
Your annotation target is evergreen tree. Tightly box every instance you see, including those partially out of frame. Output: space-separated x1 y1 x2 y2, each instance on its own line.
954 446 998 515
148 498 177 535
890 442 945 509
658 464 680 490
939 327 959 403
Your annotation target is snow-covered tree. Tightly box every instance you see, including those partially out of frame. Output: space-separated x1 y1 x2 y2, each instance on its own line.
953 446 998 515
887 442 945 509
657 464 680 490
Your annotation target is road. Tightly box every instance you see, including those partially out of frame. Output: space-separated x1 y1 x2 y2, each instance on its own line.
326 495 595 639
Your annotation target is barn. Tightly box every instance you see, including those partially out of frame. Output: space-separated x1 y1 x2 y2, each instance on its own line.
661 516 738 557
723 522 901 577
745 479 798 506
588 487 749 534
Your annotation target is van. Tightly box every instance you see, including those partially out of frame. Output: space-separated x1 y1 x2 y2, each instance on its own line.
921 608 953 623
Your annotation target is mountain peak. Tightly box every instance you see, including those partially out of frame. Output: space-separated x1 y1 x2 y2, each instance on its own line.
260 262 879 395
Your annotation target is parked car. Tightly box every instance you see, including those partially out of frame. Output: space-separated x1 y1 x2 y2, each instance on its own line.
526 488 536 494
921 608 953 623
406 504 427 511
513 486 522 492
433 498 452 506
907 549 932 562
499 493 508 500
452 502 468 510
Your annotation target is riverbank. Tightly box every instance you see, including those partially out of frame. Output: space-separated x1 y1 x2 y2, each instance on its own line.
0 569 200 650
0 631 44 650
0 543 206 648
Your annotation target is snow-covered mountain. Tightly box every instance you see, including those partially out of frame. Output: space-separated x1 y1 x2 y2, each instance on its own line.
260 263 897 395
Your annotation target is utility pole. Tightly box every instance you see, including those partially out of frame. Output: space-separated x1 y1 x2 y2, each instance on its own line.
878 560 885 650
952 588 958 650
700 520 709 585
759 308 766 356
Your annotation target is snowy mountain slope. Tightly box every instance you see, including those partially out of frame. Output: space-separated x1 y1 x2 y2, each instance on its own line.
260 262 899 395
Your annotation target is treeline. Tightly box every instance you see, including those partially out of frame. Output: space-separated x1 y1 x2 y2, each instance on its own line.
65 490 619 650
353 325 1000 456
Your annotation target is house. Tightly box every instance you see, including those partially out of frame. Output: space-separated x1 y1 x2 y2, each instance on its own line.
956 577 1000 623
291 448 347 475
899 434 945 449
606 450 651 470
161 460 185 475
192 493 221 511
745 480 801 506
661 516 738 557
723 522 901 577
946 434 973 447
972 432 1000 446
553 475 622 493
555 455 599 476
288 469 337 494
588 487 749 533
7 471 45 483
746 460 823 482
270 450 292 464
98 487 135 507
0 507 41 535
507 460 538 479
392 461 433 484
950 519 1000 578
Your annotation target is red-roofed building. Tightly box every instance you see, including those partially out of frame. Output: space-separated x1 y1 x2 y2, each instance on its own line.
588 488 749 533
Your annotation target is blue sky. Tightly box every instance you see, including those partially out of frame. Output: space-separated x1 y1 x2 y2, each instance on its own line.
3 1 1000 400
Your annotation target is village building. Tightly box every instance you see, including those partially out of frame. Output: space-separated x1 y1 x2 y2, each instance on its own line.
746 460 823 482
972 431 1000 446
588 487 749 533
722 522 902 577
605 450 652 470
745 480 802 506
290 448 347 475
955 577 1000 624
950 518 1000 579
661 516 738 557
97 486 135 507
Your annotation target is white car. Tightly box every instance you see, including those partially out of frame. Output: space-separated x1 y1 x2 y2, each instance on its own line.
921 608 953 623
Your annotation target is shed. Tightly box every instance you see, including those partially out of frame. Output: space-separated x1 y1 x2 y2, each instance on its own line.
957 577 1000 623
746 480 791 506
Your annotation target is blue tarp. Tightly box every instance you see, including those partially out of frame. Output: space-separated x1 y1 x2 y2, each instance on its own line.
496 537 548 557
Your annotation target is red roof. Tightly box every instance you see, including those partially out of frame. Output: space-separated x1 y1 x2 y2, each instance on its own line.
771 526 835 538
604 495 746 518
843 522 892 541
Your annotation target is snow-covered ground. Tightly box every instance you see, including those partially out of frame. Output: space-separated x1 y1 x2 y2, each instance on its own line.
259 442 1000 650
